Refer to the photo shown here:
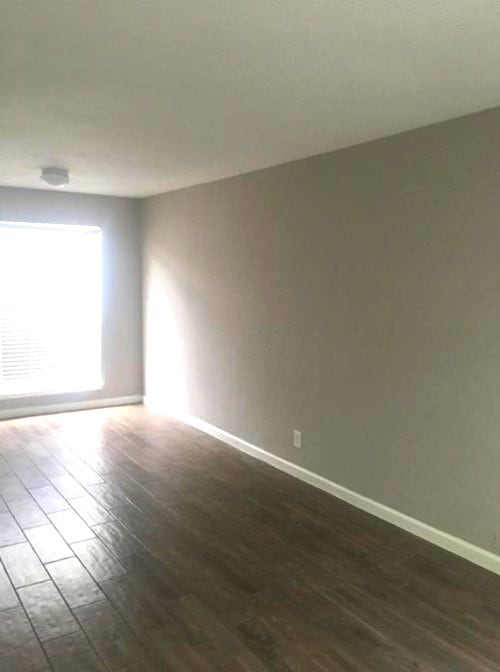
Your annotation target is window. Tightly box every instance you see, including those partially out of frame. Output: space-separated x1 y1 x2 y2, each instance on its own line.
0 222 103 397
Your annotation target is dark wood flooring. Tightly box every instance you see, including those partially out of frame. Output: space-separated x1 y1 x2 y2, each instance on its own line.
0 404 499 671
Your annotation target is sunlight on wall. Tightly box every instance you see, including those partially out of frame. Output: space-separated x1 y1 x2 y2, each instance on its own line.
144 258 187 415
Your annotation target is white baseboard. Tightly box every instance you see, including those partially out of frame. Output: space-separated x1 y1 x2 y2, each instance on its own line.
0 395 143 421
144 398 500 576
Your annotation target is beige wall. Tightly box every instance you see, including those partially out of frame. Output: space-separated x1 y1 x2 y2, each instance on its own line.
0 186 143 412
143 106 500 555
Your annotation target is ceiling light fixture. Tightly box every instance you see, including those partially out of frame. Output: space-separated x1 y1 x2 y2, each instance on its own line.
40 166 70 188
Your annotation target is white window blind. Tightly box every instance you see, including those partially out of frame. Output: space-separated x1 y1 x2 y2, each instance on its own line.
0 222 102 397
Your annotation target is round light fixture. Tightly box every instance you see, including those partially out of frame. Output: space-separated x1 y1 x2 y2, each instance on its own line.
41 166 70 188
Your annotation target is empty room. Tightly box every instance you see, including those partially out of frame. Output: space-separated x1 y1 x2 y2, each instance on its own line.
2 1 500 670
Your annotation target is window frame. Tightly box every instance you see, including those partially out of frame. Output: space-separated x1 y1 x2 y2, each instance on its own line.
0 220 105 399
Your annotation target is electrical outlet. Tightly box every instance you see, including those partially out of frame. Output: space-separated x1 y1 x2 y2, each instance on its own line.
293 429 302 449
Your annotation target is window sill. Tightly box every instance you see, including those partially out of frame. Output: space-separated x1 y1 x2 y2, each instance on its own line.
0 381 105 401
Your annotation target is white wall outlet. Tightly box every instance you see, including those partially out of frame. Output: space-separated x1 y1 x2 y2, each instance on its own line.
293 429 302 449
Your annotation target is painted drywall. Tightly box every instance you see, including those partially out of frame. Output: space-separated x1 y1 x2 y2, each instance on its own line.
5 2 500 197
0 186 143 412
143 106 500 555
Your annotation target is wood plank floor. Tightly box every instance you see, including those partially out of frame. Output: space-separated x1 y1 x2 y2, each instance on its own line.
0 404 499 671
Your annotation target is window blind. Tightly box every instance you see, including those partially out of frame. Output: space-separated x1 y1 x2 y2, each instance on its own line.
0 222 102 396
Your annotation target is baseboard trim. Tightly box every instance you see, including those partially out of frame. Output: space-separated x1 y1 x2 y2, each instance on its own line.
0 395 143 421
144 399 500 576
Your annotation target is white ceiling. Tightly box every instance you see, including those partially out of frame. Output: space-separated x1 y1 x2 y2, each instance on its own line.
2 0 500 198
